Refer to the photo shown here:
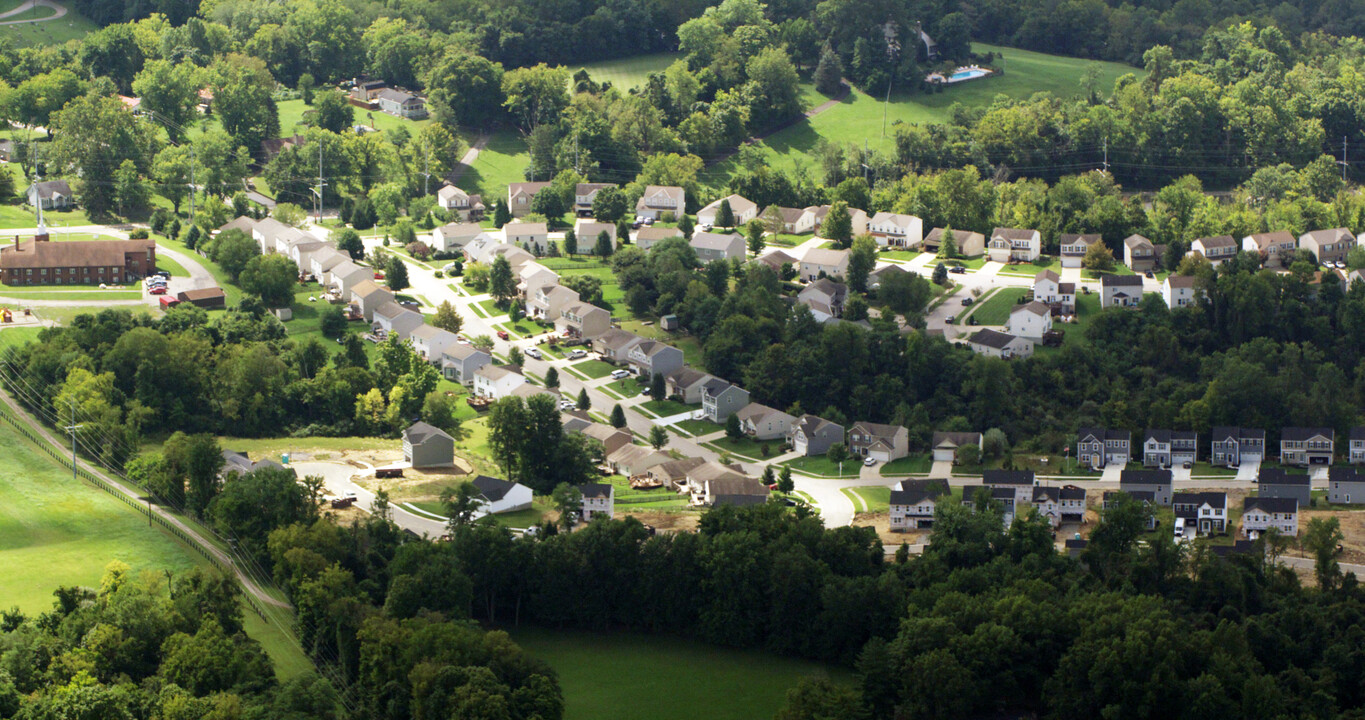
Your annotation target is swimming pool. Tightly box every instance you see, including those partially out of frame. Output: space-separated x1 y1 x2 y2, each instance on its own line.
950 68 989 82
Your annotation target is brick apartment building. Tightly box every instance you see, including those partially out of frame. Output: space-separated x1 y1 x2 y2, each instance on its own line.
0 238 156 286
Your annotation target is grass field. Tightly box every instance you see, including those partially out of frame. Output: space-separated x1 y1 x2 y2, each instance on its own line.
880 453 932 475
780 455 861 478
0 6 99 47
570 358 618 379
639 398 693 417
706 435 783 461
845 486 891 513
0 203 92 229
573 52 682 90
511 628 848 720
967 287 1030 325
0 287 143 301
672 418 719 437
461 129 531 202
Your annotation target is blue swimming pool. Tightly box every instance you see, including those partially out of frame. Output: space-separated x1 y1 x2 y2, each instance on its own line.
950 69 989 81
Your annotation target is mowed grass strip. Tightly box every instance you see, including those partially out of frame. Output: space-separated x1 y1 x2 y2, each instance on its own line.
510 628 850 720
571 52 682 90
967 287 1031 325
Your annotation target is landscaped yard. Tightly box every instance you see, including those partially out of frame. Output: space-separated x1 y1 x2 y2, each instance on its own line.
156 254 190 277
640 398 694 417
845 486 891 513
706 435 784 461
780 455 862 478
880 249 924 261
880 454 932 475
569 358 618 379
0 204 92 229
603 375 644 398
966 287 1031 325
510 628 850 720
672 418 719 437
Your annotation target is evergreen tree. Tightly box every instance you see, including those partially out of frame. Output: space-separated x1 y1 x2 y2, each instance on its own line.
650 372 665 401
546 366 560 388
610 403 627 427
938 228 959 259
814 46 845 96
933 262 948 285
595 230 614 259
386 256 410 291
564 228 577 255
746 220 766 254
716 199 735 228
679 214 695 239
493 198 512 228
778 466 794 493
576 387 591 411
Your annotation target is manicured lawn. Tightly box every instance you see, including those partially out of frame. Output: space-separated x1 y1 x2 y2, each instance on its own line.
476 298 507 318
706 435 784 461
880 454 933 475
603 376 644 398
1191 462 1239 477
880 249 924 261
672 418 718 437
0 287 143 301
967 287 1030 325
640 399 693 417
276 98 431 138
845 486 891 513
573 52 683 90
780 455 861 478
1043 292 1103 352
510 628 849 720
156 253 190 277
996 258 1058 277
0 203 92 229
570 359 618 379
0 5 99 47
461 128 531 202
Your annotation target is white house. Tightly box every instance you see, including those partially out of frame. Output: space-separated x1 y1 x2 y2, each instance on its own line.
27 180 75 210
1173 491 1228 536
867 212 923 247
1006 301 1052 339
1161 275 1200 309
432 222 491 253
1242 497 1299 537
889 479 949 531
987 228 1041 263
374 89 427 119
409 324 459 361
1033 270 1075 314
1101 274 1143 308
578 483 614 520
575 182 616 216
1190 235 1239 265
1242 231 1297 265
436 185 484 220
503 221 550 255
518 261 559 299
697 194 757 227
471 475 533 514
372 301 425 339
966 329 1034 359
473 365 527 399
635 185 685 220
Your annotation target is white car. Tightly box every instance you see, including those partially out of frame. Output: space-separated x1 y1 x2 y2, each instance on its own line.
559 400 577 411
524 347 542 360
568 349 587 359
610 369 630 379
863 457 876 467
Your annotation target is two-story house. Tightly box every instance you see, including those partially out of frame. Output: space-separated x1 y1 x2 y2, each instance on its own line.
1242 230 1298 266
1190 235 1238 265
503 221 550 255
1210 427 1266 466
666 367 717 404
1007 301 1052 339
1328 467 1365 505
931 431 982 463
789 415 844 456
528 284 579 321
867 212 923 248
1059 233 1102 268
432 222 490 253
556 301 611 339
922 227 985 257
697 194 757 227
1161 275 1201 309
592 329 645 364
1351 427 1365 464
1257 468 1311 507
1033 270 1075 314
701 379 750 422
1242 496 1299 537
1031 485 1087 527
635 185 686 221
436 185 484 221
409 325 459 362
987 228 1041 263
473 364 527 399
1173 491 1228 535
966 329 1034 359
577 483 614 521
1123 234 1157 272
575 220 618 251
574 183 616 216
627 340 684 380
1299 228 1352 264
1119 467 1173 508
507 181 551 217
799 248 850 282
373 301 425 340
689 231 746 263
735 403 797 441
441 344 491 385
848 422 910 462
983 469 1036 506
797 279 847 323
636 226 684 250
350 280 395 322
1077 428 1131 469
518 261 559 300
889 479 950 531
1104 490 1158 529
1142 429 1197 468
960 485 1019 525
1101 274 1143 308
1280 427 1334 466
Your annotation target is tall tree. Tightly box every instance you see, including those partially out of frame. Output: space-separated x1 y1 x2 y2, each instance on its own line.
489 255 516 305
48 95 156 216
813 46 845 96
132 59 200 142
823 201 853 248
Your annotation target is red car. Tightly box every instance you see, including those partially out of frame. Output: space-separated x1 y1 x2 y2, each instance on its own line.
496 330 510 340
149 286 168 295
373 271 385 279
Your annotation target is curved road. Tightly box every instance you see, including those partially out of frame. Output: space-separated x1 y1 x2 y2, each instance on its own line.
0 0 67 25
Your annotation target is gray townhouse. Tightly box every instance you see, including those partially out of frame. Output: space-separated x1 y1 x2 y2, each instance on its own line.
627 340 685 380
1210 427 1265 466
1328 467 1365 505
1142 429 1197 468
1077 428 1131 469
701 379 749 422
1119 469 1173 506
1257 468 1311 507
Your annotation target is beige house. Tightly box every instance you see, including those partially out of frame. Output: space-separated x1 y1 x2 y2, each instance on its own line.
507 181 551 217
635 185 685 220
922 227 985 257
504 221 550 255
966 329 1033 359
1190 235 1238 264
1299 228 1352 264
735 403 797 442
697 194 757 227
849 422 909 462
799 248 850 281
1058 233 1101 268
1123 234 1157 272
556 301 611 339
987 228 1041 263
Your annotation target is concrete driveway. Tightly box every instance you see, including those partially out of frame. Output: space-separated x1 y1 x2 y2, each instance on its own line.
928 460 954 478
1100 464 1124 483
291 460 448 538
1236 459 1261 482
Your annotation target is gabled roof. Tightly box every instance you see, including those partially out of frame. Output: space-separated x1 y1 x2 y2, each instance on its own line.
1173 491 1226 508
1143 429 1196 443
350 279 392 301
1035 269 1060 284
849 421 907 442
967 328 1020 350
1059 485 1086 500
1101 274 1143 287
0 239 155 270
475 364 523 382
1281 427 1334 442
668 367 714 389
869 211 918 228
1257 468 1309 486
924 227 984 245
575 182 615 196
800 278 847 303
1078 427 1130 443
1120 469 1172 486
442 344 489 362
637 185 685 210
404 421 452 445
1211 426 1265 441
637 227 683 243
1244 496 1298 514
737 403 796 427
1124 234 1154 250
701 194 757 215
1104 489 1155 504
763 206 804 224
508 181 551 198
1329 467 1363 483
801 248 850 267
1012 300 1050 317
1351 427 1365 441
1059 233 1101 254
578 483 612 499
1245 230 1296 249
411 324 456 343
472 475 518 502
690 231 742 251
1299 227 1352 244
595 328 644 352
576 221 616 238
1194 235 1236 249
793 414 842 437
701 378 743 398
992 227 1038 241
375 88 420 104
932 431 981 448
1165 275 1197 289
504 221 548 235
983 469 1034 486
756 250 797 269
890 479 949 507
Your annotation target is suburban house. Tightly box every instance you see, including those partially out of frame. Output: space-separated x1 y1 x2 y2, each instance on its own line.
848 422 910 462
701 379 750 422
309 248 348 282
528 284 579 321
1142 429 1197 468
1032 486 1087 527
987 228 1041 263
867 212 923 247
1173 491 1228 536
1242 231 1297 265
803 205 869 237
440 345 491 385
1190 235 1239 264
1101 274 1144 308
1104 490 1158 529
555 301 611 339
403 422 454 468
1119 469 1173 506
1033 270 1076 314
1077 428 1131 469
762 206 804 234
689 231 746 263
635 185 686 220
1210 427 1266 466
473 365 527 399
507 182 551 217
697 194 757 227
489 243 536 271
1280 427 1335 466
503 221 550 255
966 329 1034 359
1299 228 1352 264
372 301 425 340
798 279 847 323
627 340 685 379
260 134 305 161
960 485 1018 523
983 470 1036 505
330 262 373 297
1328 467 1365 504
636 226 683 250
349 79 388 101
735 403 797 441
931 431 982 463
645 457 707 491
1257 468 1311 507
592 329 645 363
756 249 798 275
1351 427 1365 464
606 445 672 477
1123 234 1157 272
562 415 633 457
1242 496 1299 537
221 449 288 477
1006 301 1052 339
575 220 618 250
375 88 427 119
349 280 394 322
409 325 459 362
461 234 501 264
518 261 559 299
923 227 985 257
436 185 484 220
0 238 156 286
288 237 329 271
1161 275 1201 309
574 183 616 216
868 264 906 290
799 248 850 281
702 474 770 508
789 415 845 457
1059 233 1102 268
471 476 533 514
889 479 950 531
26 180 75 210
667 367 717 404
578 483 614 521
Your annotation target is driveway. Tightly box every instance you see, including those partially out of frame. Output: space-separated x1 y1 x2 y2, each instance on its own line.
1100 464 1125 483
928 460 954 478
291 460 448 538
1236 459 1261 482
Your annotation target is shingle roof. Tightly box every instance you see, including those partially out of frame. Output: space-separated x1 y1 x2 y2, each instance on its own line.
983 469 1034 486
1120 469 1172 485
932 431 981 448
992 228 1037 241
504 221 547 235
1124 234 1154 250
578 483 612 499
1012 300 1051 317
472 475 516 502
1246 230 1295 249
405 421 452 445
1300 228 1352 245
1166 275 1197 288
1101 274 1143 287
29 179 73 199
801 248 849 267
967 328 1019 350
1244 496 1298 514
0 239 154 270
1195 235 1236 249
1281 427 1334 442
1104 490 1155 504
690 231 741 251
1257 468 1309 486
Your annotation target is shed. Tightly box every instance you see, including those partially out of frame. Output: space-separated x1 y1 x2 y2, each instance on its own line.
176 287 226 309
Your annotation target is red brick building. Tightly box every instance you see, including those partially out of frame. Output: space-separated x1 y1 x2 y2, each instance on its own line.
0 238 156 286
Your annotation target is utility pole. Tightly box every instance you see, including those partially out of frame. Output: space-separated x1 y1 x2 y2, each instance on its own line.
862 139 870 183
1340 136 1348 182
188 147 196 222
315 142 327 223
1102 138 1109 174
573 133 580 174
64 402 82 484
32 144 43 232
422 143 431 196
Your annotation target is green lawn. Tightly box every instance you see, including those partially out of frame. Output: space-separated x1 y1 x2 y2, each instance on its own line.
461 128 531 202
276 98 432 138
603 376 644 398
0 203 92 229
780 455 861 478
510 628 848 720
155 232 245 306
966 287 1031 325
573 52 683 90
1039 292 1103 353
640 398 694 417
155 253 190 277
0 6 99 46
845 486 891 513
706 435 784 461
672 418 719 437
703 42 1142 186
880 454 933 475
0 287 143 301
880 249 924 261
1191 462 1239 477
570 358 618 379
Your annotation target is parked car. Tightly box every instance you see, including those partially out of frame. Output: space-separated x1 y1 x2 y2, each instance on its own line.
960 297 973 306
559 400 577 411
568 349 587 359
524 347 542 360
149 286 167 295
610 369 630 379
373 271 385 279
1144 271 1154 278
949 265 967 274
863 456 876 466
154 270 171 279
496 330 510 340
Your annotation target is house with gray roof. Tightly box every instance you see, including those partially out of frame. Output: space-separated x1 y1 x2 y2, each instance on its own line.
1299 228 1352 264
735 403 797 441
701 379 749 422
667 367 716 404
1190 235 1238 264
441 344 491 385
1142 429 1197 468
636 226 684 250
409 324 459 362
1077 428 1130 469
798 279 847 323
799 248 850 281
1328 467 1365 505
789 415 844 457
403 422 454 468
966 329 1033 359
1242 496 1299 537
372 301 425 340
27 180 74 210
890 479 950 530
1280 427 1334 466
1257 468 1311 507
1059 233 1102 268
627 340 684 379
1101 274 1143 308
849 422 910 462
1119 469 1173 506
1123 234 1157 271
471 475 533 514
635 185 685 220
689 231 746 263
1211 427 1265 466
592 329 646 363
